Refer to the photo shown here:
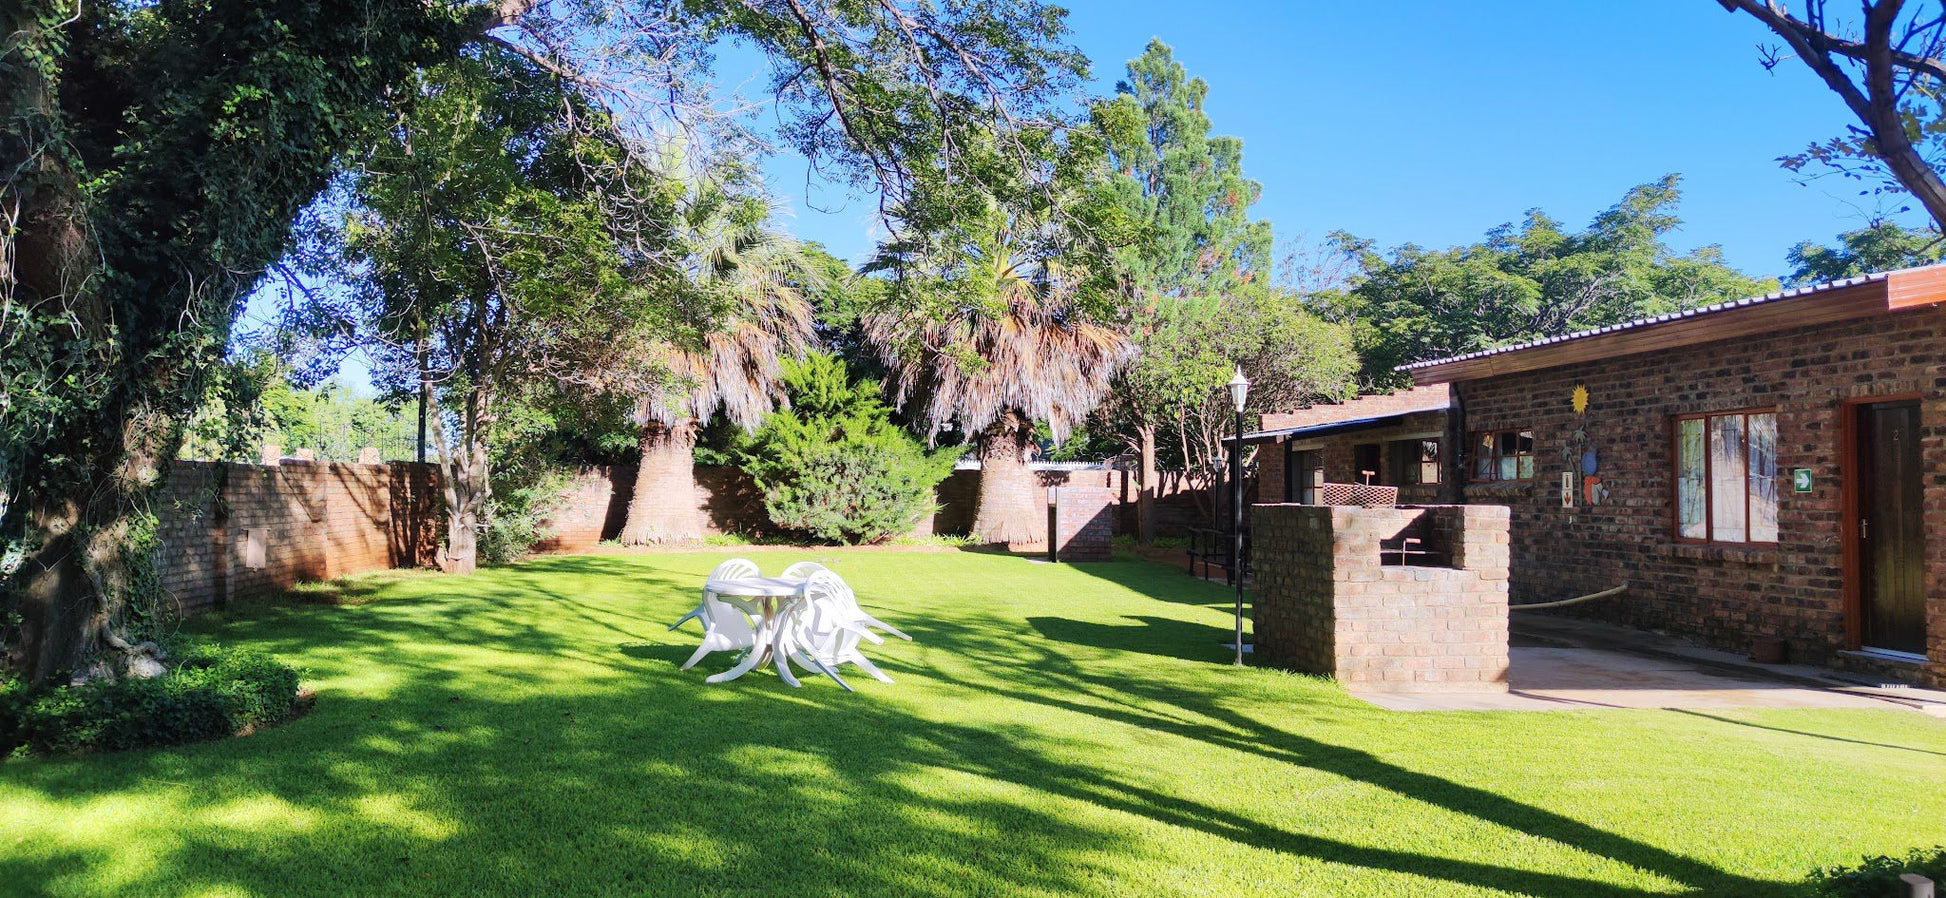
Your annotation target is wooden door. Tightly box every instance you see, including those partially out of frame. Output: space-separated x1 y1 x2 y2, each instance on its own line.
1286 448 1320 504
1856 400 1926 655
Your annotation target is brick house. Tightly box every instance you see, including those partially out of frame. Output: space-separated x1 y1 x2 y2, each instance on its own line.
1246 384 1456 507
1396 265 1946 686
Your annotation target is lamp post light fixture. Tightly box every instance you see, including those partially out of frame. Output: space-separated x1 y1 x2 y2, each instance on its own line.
1227 366 1250 666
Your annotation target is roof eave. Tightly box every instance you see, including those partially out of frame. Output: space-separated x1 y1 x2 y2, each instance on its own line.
1405 266 1946 385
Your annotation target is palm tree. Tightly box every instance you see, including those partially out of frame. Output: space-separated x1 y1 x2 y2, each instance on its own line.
865 219 1131 546
619 177 816 544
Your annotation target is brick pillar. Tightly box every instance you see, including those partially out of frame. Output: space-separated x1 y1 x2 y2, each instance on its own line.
1049 486 1113 562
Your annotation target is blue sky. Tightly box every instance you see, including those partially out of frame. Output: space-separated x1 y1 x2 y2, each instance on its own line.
751 0 1907 274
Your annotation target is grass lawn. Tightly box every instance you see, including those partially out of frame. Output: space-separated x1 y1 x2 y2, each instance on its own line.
4 550 1944 897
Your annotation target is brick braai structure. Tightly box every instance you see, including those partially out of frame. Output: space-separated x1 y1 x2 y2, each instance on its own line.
1406 265 1946 686
1250 504 1510 692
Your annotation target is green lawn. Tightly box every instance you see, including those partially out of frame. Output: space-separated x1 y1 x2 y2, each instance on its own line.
4 550 1944 897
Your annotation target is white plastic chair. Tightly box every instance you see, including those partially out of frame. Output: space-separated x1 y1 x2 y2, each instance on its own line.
679 591 761 672
828 575 911 642
779 560 827 580
784 571 891 686
672 557 761 631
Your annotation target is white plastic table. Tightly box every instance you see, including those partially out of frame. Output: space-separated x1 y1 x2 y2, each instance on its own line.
703 576 851 690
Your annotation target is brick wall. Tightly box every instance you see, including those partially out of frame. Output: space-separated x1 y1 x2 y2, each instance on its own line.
155 459 440 615
1049 486 1114 561
1259 384 1452 431
1257 409 1453 507
1452 304 1946 686
1250 503 1510 692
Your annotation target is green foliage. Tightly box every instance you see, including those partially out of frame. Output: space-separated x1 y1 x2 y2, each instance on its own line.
1091 39 1274 300
1809 847 1946 898
1322 175 1777 387
6 642 299 756
478 463 574 567
1787 223 1946 286
183 353 416 462
1082 41 1351 482
739 353 959 544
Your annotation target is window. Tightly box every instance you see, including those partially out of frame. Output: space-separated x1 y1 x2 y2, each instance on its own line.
1675 410 1777 543
1471 430 1534 481
1386 438 1441 485
1286 448 1322 504
1353 443 1382 485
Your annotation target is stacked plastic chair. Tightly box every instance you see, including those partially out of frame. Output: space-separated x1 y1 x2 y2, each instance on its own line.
671 558 912 691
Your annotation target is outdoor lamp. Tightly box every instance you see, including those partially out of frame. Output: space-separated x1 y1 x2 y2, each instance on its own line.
1227 366 1250 413
1226 365 1251 666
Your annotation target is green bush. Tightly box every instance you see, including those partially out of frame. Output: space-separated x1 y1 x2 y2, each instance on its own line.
1810 847 1946 897
764 441 950 544
8 643 300 757
479 460 574 566
738 352 960 545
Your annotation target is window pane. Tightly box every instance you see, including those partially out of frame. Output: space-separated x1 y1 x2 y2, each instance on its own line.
1475 456 1495 480
1476 432 1494 456
1420 439 1440 463
1711 414 1747 542
1517 431 1535 455
1497 432 1517 456
1517 454 1534 479
1678 418 1707 539
1499 456 1517 480
1748 413 1778 542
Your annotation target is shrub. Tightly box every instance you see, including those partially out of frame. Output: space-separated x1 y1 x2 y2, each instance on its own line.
8 642 300 757
479 461 574 566
738 353 960 545
1810 847 1946 898
764 441 951 544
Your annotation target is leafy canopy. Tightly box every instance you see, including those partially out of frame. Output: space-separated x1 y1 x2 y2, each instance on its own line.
1321 175 1777 387
1786 221 1946 286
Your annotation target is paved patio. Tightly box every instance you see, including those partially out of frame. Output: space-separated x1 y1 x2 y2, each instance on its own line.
1355 616 1946 713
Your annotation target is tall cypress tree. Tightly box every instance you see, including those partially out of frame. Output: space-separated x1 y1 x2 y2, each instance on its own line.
1090 41 1348 540
1092 39 1274 301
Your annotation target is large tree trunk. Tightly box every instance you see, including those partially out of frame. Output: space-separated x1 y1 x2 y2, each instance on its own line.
620 421 703 545
440 438 489 575
972 413 1040 547
1136 423 1158 545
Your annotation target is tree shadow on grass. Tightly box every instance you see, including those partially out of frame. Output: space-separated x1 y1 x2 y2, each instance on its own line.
0 552 1805 897
1027 614 1233 663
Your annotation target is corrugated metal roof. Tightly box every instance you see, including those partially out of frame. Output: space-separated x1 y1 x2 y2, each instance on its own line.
1228 412 1418 445
1395 269 1903 372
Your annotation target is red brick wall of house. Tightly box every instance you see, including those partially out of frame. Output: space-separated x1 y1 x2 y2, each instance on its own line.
1256 410 1454 508
1259 384 1452 431
1451 305 1946 685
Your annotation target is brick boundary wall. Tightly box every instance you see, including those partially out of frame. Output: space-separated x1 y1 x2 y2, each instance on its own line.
538 465 1217 550
1250 503 1510 692
155 459 441 616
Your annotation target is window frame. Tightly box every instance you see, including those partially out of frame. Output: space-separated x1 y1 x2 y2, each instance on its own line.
1671 407 1779 546
1285 446 1322 504
1468 429 1535 483
1386 437 1442 486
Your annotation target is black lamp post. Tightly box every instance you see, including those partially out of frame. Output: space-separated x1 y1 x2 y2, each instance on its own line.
1226 366 1251 666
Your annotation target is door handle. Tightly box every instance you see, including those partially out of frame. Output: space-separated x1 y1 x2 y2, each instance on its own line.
1861 517 1869 542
